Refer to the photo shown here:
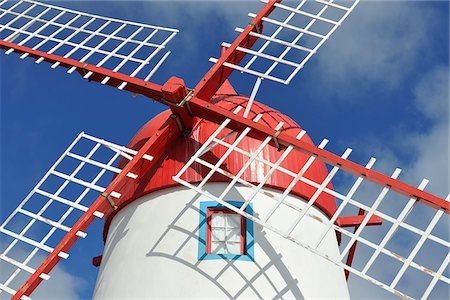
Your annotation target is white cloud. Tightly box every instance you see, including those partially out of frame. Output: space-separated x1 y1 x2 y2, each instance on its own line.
0 245 86 300
357 65 449 197
413 65 449 124
32 264 87 300
309 1 443 100
402 65 449 197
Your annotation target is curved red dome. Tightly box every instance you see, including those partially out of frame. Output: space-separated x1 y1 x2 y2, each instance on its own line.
103 94 336 240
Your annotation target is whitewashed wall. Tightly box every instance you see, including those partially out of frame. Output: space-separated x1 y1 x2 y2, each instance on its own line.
93 184 349 299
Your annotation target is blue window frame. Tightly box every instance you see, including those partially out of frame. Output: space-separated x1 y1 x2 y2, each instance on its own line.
198 201 254 261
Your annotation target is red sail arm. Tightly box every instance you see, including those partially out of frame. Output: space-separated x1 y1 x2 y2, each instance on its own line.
193 0 282 101
13 116 181 299
185 96 450 213
0 40 165 101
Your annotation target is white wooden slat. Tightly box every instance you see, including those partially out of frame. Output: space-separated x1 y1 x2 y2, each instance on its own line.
212 0 360 86
0 282 18 297
314 0 351 11
35 189 89 212
248 14 325 40
264 138 329 224
0 254 34 275
49 17 98 67
17 208 87 238
0 24 151 65
421 251 450 299
361 179 429 275
390 208 444 289
0 254 50 280
2 135 123 289
240 29 316 53
102 28 159 84
270 1 339 25
83 26 145 79
1 0 178 83
197 114 263 190
339 168 403 261
0 131 149 296
243 0 310 71
0 227 55 254
50 170 107 195
0 2 37 35
286 0 361 84
312 157 377 249
217 121 281 203
21 11 74 59
286 148 352 236
0 1 23 19
172 116 449 299
222 42 304 68
66 152 137 179
81 132 154 161
4 6 52 43
209 57 287 84
143 49 172 82
243 77 262 118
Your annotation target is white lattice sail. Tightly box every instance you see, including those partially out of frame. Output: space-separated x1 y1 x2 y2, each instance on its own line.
173 108 450 300
0 132 152 298
210 0 359 84
0 0 178 89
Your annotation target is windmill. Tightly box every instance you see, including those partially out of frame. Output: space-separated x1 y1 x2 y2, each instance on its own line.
1 0 449 299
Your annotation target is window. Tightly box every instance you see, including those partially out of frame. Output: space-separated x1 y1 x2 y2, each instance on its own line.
207 208 246 255
198 201 254 261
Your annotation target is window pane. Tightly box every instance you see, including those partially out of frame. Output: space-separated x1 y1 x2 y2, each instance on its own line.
212 228 225 241
212 214 225 227
211 241 227 254
208 209 244 256
226 242 241 254
226 214 241 228
225 228 241 242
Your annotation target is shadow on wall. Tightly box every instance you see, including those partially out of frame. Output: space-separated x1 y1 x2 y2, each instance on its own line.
96 186 305 299
141 189 305 300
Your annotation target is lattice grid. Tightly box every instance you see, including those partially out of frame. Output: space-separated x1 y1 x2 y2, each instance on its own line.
0 132 152 299
210 0 359 84
0 0 178 89
173 107 450 300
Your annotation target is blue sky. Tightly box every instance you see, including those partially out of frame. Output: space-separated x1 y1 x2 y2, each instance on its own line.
0 0 449 299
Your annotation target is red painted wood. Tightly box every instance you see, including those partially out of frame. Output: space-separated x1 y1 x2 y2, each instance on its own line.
92 255 102 267
193 0 282 101
206 208 246 255
103 96 337 243
337 215 382 227
0 40 165 101
344 208 366 280
186 96 450 213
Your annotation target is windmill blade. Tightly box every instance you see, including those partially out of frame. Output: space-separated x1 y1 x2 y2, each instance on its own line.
173 106 450 299
0 122 182 299
0 0 178 94
194 0 359 101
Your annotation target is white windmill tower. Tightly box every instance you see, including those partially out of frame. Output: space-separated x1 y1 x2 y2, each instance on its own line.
0 0 449 299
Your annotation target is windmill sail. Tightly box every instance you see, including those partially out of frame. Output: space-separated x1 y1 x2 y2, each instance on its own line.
195 0 359 101
172 106 450 300
0 132 153 299
0 0 178 92
218 0 359 84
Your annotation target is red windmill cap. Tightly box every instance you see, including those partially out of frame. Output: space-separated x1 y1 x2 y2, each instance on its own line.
103 92 337 241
